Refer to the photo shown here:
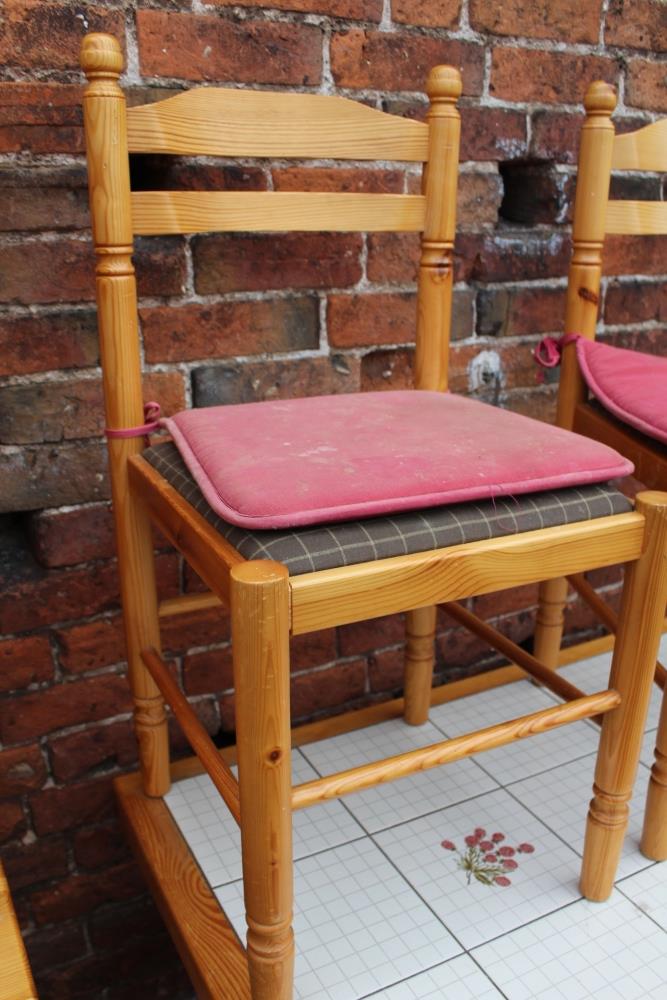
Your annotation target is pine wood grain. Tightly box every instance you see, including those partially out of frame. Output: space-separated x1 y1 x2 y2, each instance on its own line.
605 199 667 235
0 865 37 1000
126 87 429 161
611 117 667 171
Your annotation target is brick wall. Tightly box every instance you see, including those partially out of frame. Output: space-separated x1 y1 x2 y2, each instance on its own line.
1 1 665 996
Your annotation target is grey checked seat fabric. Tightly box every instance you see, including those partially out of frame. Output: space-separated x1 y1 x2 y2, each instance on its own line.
143 442 632 576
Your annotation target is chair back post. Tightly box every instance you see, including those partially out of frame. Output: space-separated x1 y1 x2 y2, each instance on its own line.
415 66 462 392
557 80 616 430
81 33 170 797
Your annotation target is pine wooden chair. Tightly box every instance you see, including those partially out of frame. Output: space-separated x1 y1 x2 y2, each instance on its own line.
0 863 37 1000
531 81 667 864
80 35 667 1000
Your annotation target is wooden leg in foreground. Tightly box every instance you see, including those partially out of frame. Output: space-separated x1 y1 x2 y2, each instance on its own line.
533 577 569 670
641 687 667 860
118 468 170 797
404 606 437 725
231 561 294 1000
580 492 667 900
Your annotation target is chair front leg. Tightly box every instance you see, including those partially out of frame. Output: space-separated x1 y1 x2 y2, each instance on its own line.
231 561 294 1000
581 492 667 900
404 605 437 725
641 685 667 860
533 577 569 670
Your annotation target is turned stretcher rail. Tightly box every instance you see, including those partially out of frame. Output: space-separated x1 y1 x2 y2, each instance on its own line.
291 690 620 810
141 648 241 824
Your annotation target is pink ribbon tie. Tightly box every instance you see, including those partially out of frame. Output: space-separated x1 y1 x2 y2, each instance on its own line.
105 401 162 444
534 333 581 368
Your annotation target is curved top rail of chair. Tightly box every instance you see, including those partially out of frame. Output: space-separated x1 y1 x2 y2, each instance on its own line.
126 87 431 161
612 118 667 172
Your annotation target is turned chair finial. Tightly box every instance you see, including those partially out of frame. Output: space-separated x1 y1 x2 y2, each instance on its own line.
80 32 123 80
426 65 462 105
584 80 617 116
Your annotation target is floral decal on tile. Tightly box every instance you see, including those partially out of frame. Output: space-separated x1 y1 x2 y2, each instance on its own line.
441 827 535 887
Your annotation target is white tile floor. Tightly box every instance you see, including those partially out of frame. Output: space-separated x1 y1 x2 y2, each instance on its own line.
165 634 667 1000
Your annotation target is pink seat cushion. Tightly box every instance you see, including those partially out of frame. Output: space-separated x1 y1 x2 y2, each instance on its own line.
162 391 633 529
575 339 667 445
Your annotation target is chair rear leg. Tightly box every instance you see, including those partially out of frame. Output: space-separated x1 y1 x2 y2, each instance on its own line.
404 606 437 725
116 470 170 797
641 687 667 860
580 492 667 900
533 577 569 670
231 561 294 1000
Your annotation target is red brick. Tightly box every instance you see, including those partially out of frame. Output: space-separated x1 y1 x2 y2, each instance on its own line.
460 107 528 162
473 583 540 621
458 171 503 228
0 372 185 445
28 505 115 569
74 821 131 870
392 0 460 27
331 29 484 94
338 614 404 656
2 837 68 891
0 310 99 377
169 698 220 757
466 232 571 283
193 355 360 407
182 646 233 696
0 673 133 744
367 232 420 285
0 164 89 232
0 744 47 795
501 163 575 226
141 298 319 364
137 11 322 85
160 608 230 654
604 280 667 325
290 630 338 672
436 626 494 676
0 237 186 305
531 111 586 164
328 293 417 348
88 896 166 951
361 347 415 392
0 635 53 692
605 0 667 51
30 861 143 925
626 57 667 112
0 799 26 843
193 233 362 294
0 1 125 71
490 49 617 105
502 387 558 423
368 647 405 692
132 157 267 193
470 0 601 42
30 777 117 837
476 286 566 338
1 440 110 512
23 921 88 974
273 166 405 193
56 618 125 675
48 719 138 783
0 82 84 154
210 0 382 16
0 552 179 633
290 659 367 718
603 235 667 275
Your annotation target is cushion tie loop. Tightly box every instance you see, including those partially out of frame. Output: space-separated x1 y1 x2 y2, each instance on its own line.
534 333 581 368
105 401 162 445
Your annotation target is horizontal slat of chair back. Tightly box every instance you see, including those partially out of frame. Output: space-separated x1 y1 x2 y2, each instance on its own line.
127 88 429 161
605 200 667 235
611 118 667 171
130 190 426 235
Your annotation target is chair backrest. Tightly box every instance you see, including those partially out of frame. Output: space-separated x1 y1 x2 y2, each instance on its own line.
558 81 667 428
80 32 462 452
